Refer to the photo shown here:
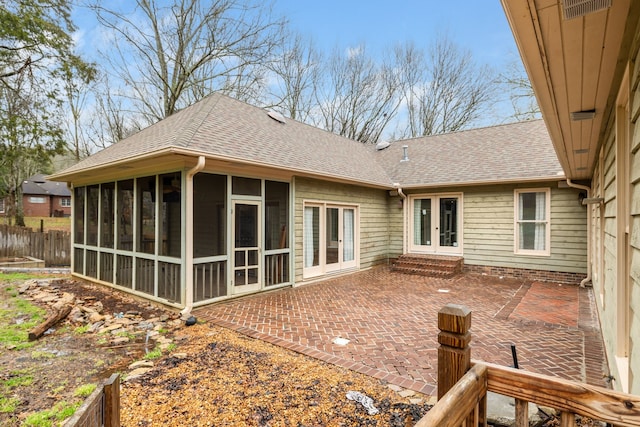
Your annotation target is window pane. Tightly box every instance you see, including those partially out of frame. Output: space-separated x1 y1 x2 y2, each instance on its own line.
519 192 545 220
86 185 99 246
160 173 181 257
304 206 319 268
413 198 431 246
326 207 339 265
343 209 355 262
265 181 289 250
137 176 156 254
117 180 134 251
74 187 85 244
194 173 226 257
101 183 115 248
232 176 261 196
439 198 458 247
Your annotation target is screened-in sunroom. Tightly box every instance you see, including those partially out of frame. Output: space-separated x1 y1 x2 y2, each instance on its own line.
71 168 292 311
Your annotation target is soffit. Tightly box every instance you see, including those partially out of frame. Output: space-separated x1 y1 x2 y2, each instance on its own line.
501 0 634 179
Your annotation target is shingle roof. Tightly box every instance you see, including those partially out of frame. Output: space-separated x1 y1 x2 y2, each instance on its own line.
373 119 564 187
22 174 71 196
54 93 393 187
52 94 563 189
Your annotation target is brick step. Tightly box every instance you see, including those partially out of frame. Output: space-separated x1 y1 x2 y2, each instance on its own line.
392 254 463 278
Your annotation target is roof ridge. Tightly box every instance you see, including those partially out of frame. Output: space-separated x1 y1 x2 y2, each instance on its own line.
173 94 224 148
393 118 544 144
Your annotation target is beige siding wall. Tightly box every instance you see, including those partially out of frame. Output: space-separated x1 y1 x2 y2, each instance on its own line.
590 31 640 393
293 177 392 283
456 183 587 274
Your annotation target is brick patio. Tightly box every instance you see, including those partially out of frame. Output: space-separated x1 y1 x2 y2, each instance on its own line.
195 267 608 396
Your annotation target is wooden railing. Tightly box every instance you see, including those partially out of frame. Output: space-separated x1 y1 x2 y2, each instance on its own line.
416 304 640 426
64 374 120 427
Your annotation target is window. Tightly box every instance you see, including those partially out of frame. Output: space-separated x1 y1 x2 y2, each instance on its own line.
29 196 46 203
0 199 4 213
193 173 227 257
74 187 85 244
515 189 550 255
60 198 71 207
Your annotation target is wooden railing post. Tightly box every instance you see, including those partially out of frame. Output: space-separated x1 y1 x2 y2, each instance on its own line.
104 373 120 427
437 304 472 400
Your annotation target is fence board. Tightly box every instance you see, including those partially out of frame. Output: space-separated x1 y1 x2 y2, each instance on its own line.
0 224 70 266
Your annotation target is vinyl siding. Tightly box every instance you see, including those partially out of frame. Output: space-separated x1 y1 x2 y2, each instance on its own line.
460 183 587 273
293 177 392 282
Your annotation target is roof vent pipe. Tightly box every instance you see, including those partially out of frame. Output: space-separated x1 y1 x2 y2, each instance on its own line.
401 145 409 162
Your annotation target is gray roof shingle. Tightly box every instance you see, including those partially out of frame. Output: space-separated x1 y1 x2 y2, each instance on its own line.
373 119 563 187
52 94 562 188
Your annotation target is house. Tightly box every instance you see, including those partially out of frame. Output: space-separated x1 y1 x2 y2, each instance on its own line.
500 0 640 394
48 93 587 316
0 174 72 218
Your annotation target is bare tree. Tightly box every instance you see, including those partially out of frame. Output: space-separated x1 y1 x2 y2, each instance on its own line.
90 0 286 125
396 36 496 138
316 45 402 144
85 76 143 149
267 32 322 122
499 57 541 121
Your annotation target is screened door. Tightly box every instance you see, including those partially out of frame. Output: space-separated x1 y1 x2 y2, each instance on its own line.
232 201 261 294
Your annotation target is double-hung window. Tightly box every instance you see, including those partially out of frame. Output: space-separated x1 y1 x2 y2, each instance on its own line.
514 188 550 256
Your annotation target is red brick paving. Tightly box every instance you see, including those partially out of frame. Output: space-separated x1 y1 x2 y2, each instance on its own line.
195 267 608 396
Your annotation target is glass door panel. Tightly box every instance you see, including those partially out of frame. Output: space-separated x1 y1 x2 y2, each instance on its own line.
232 202 261 293
413 198 432 247
438 198 458 248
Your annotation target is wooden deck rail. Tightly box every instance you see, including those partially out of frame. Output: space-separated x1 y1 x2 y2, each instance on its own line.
416 304 640 427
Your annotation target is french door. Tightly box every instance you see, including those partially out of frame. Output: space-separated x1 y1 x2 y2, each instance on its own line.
409 194 462 254
232 201 261 294
304 203 358 277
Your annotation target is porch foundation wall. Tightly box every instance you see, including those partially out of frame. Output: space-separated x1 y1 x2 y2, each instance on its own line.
463 264 586 285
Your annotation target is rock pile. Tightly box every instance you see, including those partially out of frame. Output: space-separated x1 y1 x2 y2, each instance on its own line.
17 278 183 352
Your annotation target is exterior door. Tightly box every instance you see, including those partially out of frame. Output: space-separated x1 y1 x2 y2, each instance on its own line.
232 201 261 294
325 206 357 273
410 195 462 254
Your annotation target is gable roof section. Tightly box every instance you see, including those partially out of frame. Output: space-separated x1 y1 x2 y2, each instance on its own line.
50 93 393 188
374 120 564 188
22 174 71 197
51 94 563 190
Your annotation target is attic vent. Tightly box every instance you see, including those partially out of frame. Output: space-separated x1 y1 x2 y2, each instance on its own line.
267 110 286 124
375 140 390 151
401 145 409 162
562 0 611 20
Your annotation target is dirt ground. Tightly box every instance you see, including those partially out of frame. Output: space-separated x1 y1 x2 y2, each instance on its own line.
0 275 434 426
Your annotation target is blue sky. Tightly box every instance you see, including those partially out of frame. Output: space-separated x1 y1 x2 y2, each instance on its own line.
272 0 519 66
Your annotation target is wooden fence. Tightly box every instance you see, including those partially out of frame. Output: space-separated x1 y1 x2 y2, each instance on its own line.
65 374 120 427
0 224 70 267
416 304 640 426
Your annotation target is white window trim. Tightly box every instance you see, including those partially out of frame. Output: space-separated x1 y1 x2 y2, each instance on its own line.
29 196 46 204
0 199 4 213
302 200 359 279
514 188 551 256
60 198 71 207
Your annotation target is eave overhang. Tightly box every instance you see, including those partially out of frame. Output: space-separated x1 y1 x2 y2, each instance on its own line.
500 0 640 180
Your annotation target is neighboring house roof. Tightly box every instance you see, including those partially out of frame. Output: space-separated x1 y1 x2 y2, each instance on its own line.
373 120 564 188
50 94 564 189
22 174 71 197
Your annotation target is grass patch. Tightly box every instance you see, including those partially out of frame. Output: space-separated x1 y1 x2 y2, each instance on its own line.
0 272 40 283
30 350 56 360
143 348 163 360
73 325 89 334
22 401 78 427
0 396 20 413
3 370 34 388
0 284 46 350
22 217 71 233
73 383 96 398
